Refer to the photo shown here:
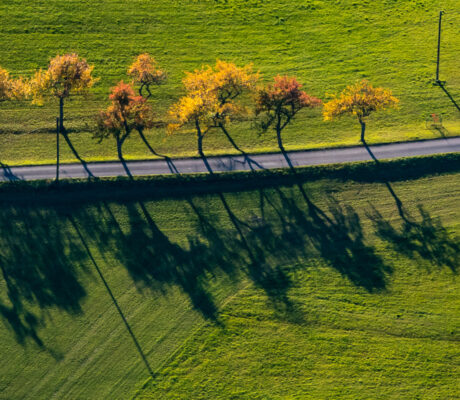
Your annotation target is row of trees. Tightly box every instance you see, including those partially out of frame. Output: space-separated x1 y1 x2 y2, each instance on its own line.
0 53 399 177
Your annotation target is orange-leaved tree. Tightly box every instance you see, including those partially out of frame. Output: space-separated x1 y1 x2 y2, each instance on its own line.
128 53 166 99
169 60 257 171
255 75 321 153
95 81 153 177
30 53 96 135
29 54 97 176
323 80 399 143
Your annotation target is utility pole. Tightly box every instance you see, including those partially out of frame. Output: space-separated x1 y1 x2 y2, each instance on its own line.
436 10 445 83
56 117 60 182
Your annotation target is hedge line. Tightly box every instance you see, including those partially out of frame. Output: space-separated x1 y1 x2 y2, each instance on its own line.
0 153 458 206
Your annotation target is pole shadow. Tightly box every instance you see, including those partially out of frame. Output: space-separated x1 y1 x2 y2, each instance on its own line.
437 81 460 113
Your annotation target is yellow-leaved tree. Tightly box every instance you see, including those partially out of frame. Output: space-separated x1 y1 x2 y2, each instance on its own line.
168 60 258 171
128 53 166 99
0 67 28 103
323 80 399 143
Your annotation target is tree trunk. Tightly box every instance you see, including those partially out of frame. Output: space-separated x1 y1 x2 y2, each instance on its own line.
59 97 64 134
56 117 60 183
117 137 132 178
276 128 285 154
360 120 366 143
196 121 213 174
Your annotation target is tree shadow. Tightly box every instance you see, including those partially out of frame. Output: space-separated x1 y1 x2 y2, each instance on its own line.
0 206 88 352
362 139 459 272
136 128 180 174
369 205 459 272
1 154 456 352
437 81 460 113
60 128 96 179
271 136 391 291
273 188 391 291
218 124 265 171
197 149 302 320
434 126 450 138
0 161 20 181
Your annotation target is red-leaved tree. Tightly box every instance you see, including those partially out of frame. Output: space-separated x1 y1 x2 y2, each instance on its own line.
95 81 153 177
256 75 321 153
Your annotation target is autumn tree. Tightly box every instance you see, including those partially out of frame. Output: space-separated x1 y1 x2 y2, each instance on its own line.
0 67 28 103
323 80 399 143
0 67 28 172
256 75 321 153
255 75 328 220
95 81 153 177
201 60 258 150
31 53 96 134
168 60 257 172
29 53 97 176
128 53 166 99
324 81 405 220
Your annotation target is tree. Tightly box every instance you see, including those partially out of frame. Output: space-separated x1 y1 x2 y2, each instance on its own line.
128 53 166 99
255 76 326 220
255 75 321 153
0 67 28 103
29 53 97 177
31 53 96 134
95 81 153 177
168 60 256 172
323 80 399 143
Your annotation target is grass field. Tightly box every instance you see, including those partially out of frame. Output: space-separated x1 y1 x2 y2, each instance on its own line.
0 0 459 165
0 165 458 399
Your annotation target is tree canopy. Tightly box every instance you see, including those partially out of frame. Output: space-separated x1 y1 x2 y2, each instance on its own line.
128 53 166 98
323 80 399 122
255 75 321 151
96 81 153 142
0 67 27 102
168 60 258 135
29 53 96 104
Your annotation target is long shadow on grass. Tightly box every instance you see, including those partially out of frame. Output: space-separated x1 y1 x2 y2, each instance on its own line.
0 206 88 351
196 149 302 319
1 162 457 349
362 141 459 272
437 81 460 113
270 139 391 291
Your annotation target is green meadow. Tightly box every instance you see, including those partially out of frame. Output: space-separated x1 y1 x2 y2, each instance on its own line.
1 164 458 399
0 0 459 165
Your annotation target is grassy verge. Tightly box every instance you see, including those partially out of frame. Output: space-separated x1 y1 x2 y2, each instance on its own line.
0 160 458 399
0 0 459 165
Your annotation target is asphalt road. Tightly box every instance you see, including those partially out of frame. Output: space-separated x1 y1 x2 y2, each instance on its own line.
1 137 459 182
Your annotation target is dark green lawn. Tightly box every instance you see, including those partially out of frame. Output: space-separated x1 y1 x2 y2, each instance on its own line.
0 165 458 399
0 0 459 165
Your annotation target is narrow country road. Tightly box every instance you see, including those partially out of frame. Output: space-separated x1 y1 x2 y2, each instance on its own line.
1 137 459 182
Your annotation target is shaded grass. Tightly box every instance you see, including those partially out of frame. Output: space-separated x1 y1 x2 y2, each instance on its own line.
0 163 458 399
0 0 459 165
